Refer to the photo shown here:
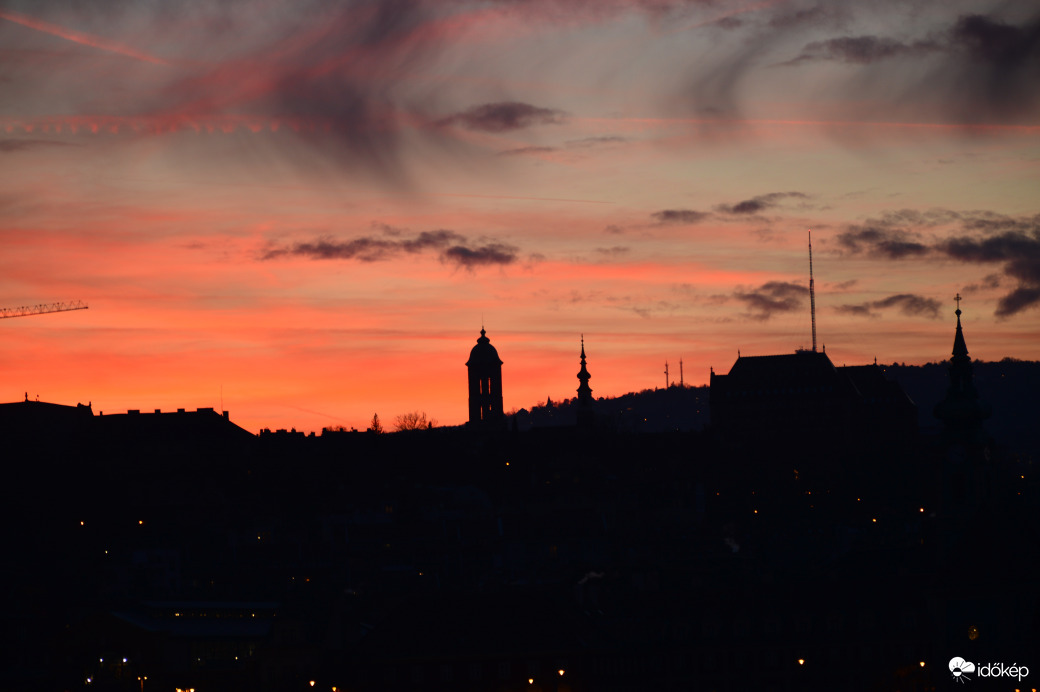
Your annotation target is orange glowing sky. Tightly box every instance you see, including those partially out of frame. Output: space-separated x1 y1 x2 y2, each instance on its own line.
2 0 1038 433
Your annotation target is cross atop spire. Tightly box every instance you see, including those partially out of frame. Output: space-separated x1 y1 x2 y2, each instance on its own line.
952 295 968 359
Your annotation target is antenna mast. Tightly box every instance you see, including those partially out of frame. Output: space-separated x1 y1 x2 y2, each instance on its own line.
808 230 817 353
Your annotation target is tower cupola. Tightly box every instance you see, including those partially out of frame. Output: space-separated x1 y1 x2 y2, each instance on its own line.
466 328 504 426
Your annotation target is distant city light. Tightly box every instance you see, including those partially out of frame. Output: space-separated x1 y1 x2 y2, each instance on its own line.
309 682 315 687
529 678 534 684
919 661 926 667
138 520 143 525
558 669 565 676
798 658 805 665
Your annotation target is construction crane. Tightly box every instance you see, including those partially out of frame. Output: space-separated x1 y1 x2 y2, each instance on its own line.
0 301 88 319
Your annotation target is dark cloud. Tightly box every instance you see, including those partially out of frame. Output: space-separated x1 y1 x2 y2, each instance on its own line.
595 246 630 257
715 191 808 215
497 146 556 157
651 209 711 225
564 135 628 148
836 293 942 319
604 224 625 234
836 209 1040 317
440 102 566 132
951 14 1040 66
441 243 518 268
836 225 929 259
834 303 872 317
262 228 516 269
939 228 1040 317
733 281 807 320
791 35 942 64
0 138 74 153
780 12 1040 123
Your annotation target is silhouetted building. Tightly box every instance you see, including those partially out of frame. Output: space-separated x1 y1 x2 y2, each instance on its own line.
466 327 504 427
709 348 915 444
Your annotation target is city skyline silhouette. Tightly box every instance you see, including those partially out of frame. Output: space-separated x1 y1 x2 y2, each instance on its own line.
1 5 1038 688
1 1 1039 433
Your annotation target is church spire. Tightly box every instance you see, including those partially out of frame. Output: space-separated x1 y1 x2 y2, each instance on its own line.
576 335 595 427
934 295 990 438
577 335 593 406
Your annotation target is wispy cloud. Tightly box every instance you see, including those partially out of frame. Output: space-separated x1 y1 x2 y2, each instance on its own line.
836 293 942 318
788 35 942 65
0 138 74 153
715 191 808 215
733 281 807 320
440 102 566 132
781 12 1040 123
262 228 518 270
651 209 711 225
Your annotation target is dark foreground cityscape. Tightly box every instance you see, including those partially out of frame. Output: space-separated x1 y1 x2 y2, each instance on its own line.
1 306 1037 692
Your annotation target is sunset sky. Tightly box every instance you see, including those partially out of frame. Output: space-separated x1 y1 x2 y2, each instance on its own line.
2 0 1038 433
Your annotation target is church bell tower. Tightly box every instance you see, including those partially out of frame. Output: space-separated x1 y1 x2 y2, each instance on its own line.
466 328 504 426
